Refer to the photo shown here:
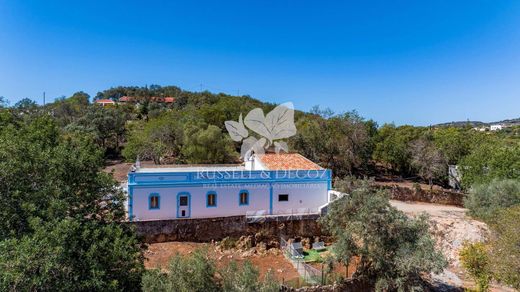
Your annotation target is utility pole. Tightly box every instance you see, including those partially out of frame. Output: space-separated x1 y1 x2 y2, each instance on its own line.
43 92 46 105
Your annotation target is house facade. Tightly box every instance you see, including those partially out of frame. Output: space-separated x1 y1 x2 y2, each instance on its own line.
127 153 332 221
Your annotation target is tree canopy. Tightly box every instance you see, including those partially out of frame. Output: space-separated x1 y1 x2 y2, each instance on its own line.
0 112 144 290
320 181 447 290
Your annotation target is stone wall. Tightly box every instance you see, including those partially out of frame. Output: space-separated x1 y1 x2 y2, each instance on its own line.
379 184 464 206
132 215 323 243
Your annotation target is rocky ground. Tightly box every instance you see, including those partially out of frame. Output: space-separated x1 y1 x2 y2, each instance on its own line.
144 238 301 285
391 200 514 291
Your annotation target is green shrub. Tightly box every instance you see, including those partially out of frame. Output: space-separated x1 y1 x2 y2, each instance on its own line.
459 242 491 292
142 250 280 292
464 179 520 222
488 206 520 289
142 249 218 292
220 261 279 292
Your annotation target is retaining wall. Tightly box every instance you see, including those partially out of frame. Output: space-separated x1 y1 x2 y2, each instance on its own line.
379 184 464 206
132 215 323 243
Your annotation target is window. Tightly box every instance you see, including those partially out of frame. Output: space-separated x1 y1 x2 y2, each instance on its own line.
239 190 249 206
278 194 289 202
207 192 217 207
149 193 160 209
179 196 188 206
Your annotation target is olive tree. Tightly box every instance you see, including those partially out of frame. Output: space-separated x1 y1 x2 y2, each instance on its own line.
320 182 447 290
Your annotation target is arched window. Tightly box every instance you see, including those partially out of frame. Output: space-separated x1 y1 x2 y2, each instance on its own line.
149 193 160 209
239 190 249 206
206 191 217 207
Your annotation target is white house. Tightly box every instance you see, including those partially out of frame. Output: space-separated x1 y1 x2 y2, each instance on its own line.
94 99 116 106
127 153 332 221
490 124 503 131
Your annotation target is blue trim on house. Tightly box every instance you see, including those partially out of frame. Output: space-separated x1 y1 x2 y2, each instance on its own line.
269 184 273 215
148 193 160 210
128 186 134 222
130 181 327 189
206 191 217 208
238 189 249 206
176 192 191 218
128 169 332 187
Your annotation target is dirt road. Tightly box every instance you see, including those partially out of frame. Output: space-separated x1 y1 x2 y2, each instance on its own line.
389 200 517 291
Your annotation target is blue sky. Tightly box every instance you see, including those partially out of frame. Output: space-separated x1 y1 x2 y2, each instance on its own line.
1 1 519 125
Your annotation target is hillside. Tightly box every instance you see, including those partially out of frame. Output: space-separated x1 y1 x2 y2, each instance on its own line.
434 117 520 128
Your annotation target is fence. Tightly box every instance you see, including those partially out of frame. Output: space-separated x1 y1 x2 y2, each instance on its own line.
280 237 323 286
245 208 320 223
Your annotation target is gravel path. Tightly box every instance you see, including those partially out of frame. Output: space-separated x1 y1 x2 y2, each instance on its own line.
390 200 489 289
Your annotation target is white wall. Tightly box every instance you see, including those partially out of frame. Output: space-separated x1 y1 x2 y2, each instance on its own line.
132 184 270 221
271 182 328 215
131 181 328 221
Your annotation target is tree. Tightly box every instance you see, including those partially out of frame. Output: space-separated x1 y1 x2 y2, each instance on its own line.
181 124 238 164
68 105 130 154
373 124 426 175
0 114 145 290
488 205 520 289
14 98 38 110
459 141 520 188
0 219 144 291
320 182 447 290
47 92 91 126
432 127 474 165
409 138 446 189
123 112 183 164
464 179 520 222
291 110 373 177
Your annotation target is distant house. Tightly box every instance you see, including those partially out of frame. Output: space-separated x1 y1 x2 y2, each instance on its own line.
118 96 133 103
126 153 332 221
490 124 503 131
95 99 116 106
164 97 176 103
117 96 175 104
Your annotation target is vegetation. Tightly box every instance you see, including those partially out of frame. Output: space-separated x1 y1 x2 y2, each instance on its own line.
142 249 279 292
464 179 520 222
5 85 517 190
459 242 491 291
320 180 447 291
459 140 520 188
487 205 520 289
2 84 520 290
0 113 144 290
409 137 446 189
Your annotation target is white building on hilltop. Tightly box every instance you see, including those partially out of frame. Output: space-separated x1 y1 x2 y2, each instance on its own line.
490 124 503 131
127 153 332 221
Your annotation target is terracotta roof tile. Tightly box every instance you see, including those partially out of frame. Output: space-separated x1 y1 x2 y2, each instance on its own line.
258 153 322 170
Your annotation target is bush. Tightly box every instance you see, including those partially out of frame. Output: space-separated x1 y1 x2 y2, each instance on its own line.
459 242 491 291
464 179 520 222
142 249 280 292
220 261 279 292
488 205 520 289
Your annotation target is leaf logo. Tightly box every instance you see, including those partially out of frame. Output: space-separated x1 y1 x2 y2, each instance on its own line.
225 102 296 159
